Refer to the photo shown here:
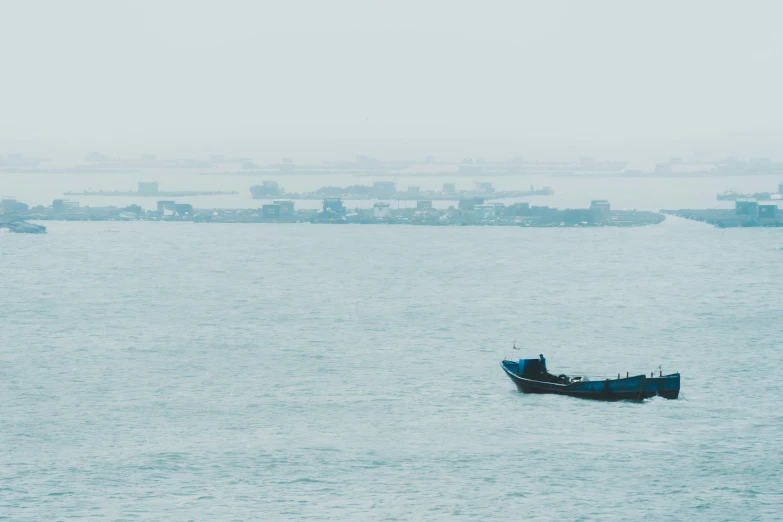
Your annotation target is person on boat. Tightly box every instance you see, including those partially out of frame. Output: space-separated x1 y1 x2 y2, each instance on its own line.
539 354 547 373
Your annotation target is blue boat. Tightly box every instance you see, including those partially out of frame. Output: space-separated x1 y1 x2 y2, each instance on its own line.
501 357 679 401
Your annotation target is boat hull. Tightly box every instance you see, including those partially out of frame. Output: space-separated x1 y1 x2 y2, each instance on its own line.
501 361 679 401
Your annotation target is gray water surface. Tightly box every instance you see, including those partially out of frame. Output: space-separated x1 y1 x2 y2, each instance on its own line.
1 220 781 520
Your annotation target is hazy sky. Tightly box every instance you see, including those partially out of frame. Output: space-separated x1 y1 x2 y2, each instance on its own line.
1 0 782 161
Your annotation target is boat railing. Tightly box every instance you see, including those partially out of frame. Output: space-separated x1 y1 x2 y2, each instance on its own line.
505 361 677 381
557 370 675 380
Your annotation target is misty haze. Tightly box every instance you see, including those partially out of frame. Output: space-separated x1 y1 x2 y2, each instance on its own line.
1 1 781 520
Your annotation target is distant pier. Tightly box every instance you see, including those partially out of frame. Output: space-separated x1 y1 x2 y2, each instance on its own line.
65 181 238 198
663 209 783 228
65 190 239 197
6 197 664 229
663 198 783 227
249 181 553 201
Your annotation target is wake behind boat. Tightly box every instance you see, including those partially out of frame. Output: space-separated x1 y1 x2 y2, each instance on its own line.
501 355 679 401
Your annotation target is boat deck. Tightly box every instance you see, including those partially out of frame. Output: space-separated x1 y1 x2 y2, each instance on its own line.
501 360 679 401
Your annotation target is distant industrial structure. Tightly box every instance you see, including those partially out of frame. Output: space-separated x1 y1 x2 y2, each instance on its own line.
5 197 664 228
664 197 783 228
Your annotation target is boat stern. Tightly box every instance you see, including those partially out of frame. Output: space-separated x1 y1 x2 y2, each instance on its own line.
645 372 680 399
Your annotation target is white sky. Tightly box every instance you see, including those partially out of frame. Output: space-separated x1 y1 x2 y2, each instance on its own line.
1 0 782 161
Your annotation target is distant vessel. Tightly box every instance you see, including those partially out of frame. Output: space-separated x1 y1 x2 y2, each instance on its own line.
501 356 679 401
717 190 773 201
718 184 783 201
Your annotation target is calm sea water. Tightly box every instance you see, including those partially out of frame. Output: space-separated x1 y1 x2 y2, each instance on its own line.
2 219 782 520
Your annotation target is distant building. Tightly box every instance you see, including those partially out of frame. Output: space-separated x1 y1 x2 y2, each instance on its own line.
442 183 456 193
475 182 494 193
372 181 397 199
735 199 758 216
273 200 295 216
779 183 783 195
474 204 495 220
564 209 595 223
157 201 191 216
356 155 379 168
53 199 79 213
173 203 193 216
424 155 436 164
124 204 143 215
250 181 284 198
373 202 391 218
417 200 432 210
157 200 176 212
85 152 109 162
506 202 530 216
407 186 421 195
262 204 281 219
458 197 484 211
590 200 611 214
138 181 159 196
459 164 482 174
758 204 777 218
323 198 345 215
1 198 28 213
655 163 672 175
279 158 295 173
530 206 553 217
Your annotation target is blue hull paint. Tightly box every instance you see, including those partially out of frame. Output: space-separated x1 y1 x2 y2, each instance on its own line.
501 360 679 401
